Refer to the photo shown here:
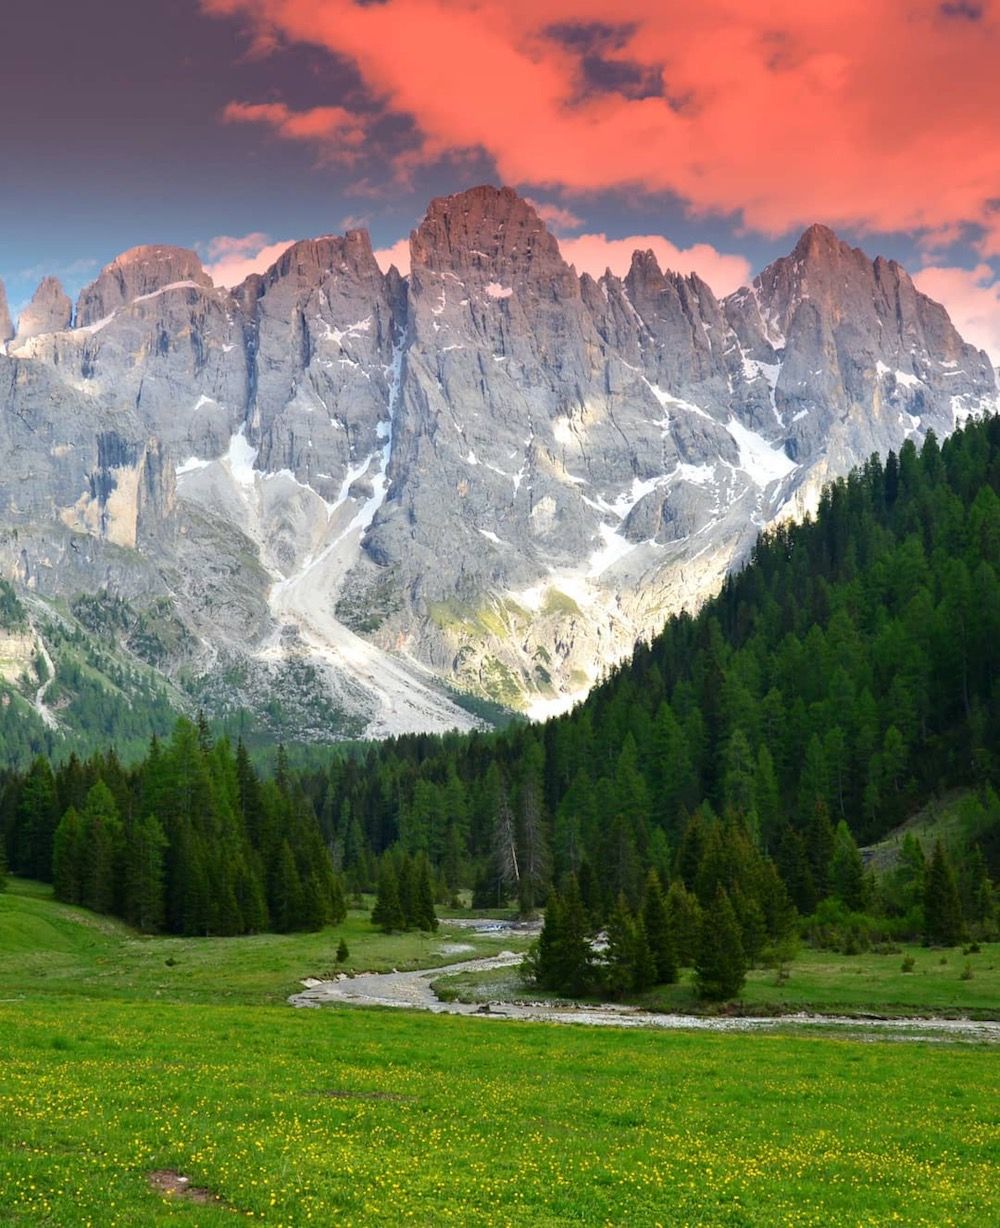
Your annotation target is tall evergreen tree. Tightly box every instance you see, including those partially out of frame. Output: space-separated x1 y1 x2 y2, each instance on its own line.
923 840 964 945
371 859 404 932
695 887 747 1001
642 869 677 984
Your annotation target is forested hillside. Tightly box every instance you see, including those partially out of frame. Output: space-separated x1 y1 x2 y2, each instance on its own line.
2 420 999 951
301 419 1000 943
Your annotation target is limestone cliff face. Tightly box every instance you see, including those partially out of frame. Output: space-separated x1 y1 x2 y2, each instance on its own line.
1 187 996 734
75 245 214 327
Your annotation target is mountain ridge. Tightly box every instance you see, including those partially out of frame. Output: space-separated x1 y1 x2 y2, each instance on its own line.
0 186 996 740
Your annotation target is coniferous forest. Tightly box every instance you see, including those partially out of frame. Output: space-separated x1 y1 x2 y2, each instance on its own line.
2 419 999 975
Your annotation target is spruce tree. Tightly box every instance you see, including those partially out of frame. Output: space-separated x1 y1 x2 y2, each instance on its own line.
371 860 404 932
52 807 83 905
631 917 657 993
923 840 964 945
603 894 639 999
558 873 594 994
272 840 303 933
534 888 565 990
642 869 677 984
830 820 866 911
122 814 167 932
695 886 747 1001
79 782 122 916
665 879 702 966
413 853 438 931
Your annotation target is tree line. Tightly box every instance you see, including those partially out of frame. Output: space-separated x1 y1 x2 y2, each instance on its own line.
0 720 345 935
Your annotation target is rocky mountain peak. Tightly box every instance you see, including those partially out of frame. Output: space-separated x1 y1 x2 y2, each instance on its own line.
15 276 73 342
625 248 665 288
790 221 849 261
76 245 214 328
0 278 12 344
247 230 384 300
410 184 566 287
2 192 997 740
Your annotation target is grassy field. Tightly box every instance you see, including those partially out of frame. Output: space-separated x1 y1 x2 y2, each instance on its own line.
436 944 1000 1018
1 880 998 1226
0 879 530 1006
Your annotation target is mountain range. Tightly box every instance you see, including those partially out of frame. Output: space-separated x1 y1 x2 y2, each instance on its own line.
1 185 996 740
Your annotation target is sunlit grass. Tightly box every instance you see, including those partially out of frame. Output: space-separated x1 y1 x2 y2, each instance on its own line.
2 998 997 1226
0 878 528 1006
1 879 997 1226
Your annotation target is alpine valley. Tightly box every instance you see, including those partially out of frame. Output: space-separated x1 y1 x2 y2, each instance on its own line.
1 185 996 747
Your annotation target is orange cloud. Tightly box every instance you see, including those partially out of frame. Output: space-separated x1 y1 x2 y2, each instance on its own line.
202 232 296 286
222 99 367 162
558 233 751 296
202 0 1000 242
913 264 1000 363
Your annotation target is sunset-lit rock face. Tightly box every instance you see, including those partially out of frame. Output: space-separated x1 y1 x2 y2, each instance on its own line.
75 245 215 327
1 186 996 733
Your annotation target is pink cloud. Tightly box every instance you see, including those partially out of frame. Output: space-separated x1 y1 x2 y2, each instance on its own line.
913 264 1000 364
524 199 584 233
374 237 411 276
202 232 296 286
222 99 367 162
558 233 751 296
201 1 1000 241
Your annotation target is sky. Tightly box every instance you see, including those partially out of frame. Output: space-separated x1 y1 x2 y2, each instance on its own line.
1 0 998 360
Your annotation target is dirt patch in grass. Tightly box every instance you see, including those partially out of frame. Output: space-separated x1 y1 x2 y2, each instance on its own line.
147 1169 222 1205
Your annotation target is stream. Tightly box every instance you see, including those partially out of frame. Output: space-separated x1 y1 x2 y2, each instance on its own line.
289 949 1000 1042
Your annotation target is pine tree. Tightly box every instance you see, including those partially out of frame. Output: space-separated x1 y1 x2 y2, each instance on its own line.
923 840 964 945
371 860 404 932
272 840 304 933
413 852 438 931
631 917 657 992
665 879 702 966
534 888 565 990
122 814 167 932
558 873 593 993
516 763 550 917
336 938 349 963
603 894 639 999
52 807 84 905
829 820 866 911
695 886 747 1001
79 781 122 916
642 869 677 984
17 757 59 880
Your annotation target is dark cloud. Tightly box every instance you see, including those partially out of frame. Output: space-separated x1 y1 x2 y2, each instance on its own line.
939 2 984 20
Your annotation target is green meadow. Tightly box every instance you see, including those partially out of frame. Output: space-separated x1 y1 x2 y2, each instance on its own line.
436 943 1000 1018
1 880 998 1227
